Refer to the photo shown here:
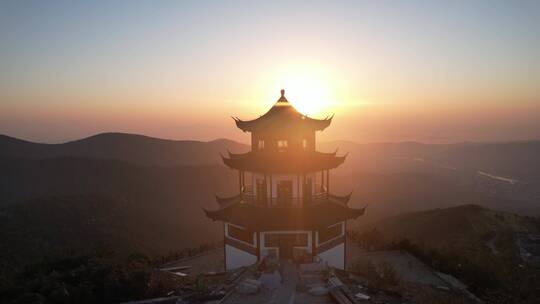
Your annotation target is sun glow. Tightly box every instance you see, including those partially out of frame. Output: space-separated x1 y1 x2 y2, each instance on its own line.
284 80 331 116
264 66 337 116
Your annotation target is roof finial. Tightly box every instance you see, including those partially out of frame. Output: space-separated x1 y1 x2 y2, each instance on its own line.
277 89 288 103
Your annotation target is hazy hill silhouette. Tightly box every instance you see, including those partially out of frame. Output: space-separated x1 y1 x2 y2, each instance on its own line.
362 204 537 248
0 195 142 264
1 132 539 266
0 157 239 263
321 140 540 180
0 156 529 265
0 133 249 166
427 141 540 180
353 205 540 301
0 156 236 205
3 133 539 180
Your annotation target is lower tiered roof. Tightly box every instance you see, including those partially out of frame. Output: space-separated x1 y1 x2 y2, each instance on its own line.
204 194 365 230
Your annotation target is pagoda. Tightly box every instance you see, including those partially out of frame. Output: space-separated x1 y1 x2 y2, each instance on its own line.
205 90 365 270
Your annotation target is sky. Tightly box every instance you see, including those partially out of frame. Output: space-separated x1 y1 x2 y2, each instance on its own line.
1 0 539 144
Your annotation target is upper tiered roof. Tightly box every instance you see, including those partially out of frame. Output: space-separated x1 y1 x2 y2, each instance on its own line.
222 150 347 173
232 90 333 133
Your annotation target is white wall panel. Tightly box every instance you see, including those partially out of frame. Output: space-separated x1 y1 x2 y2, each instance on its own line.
225 244 257 270
318 243 345 269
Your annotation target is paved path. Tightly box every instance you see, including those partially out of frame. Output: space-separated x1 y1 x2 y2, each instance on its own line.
270 260 298 304
221 259 333 304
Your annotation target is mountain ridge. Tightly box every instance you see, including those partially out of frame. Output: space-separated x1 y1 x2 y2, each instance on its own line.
358 204 538 249
0 132 249 166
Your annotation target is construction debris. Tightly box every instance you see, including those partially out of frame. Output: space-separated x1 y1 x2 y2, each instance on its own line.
235 278 260 295
309 286 329 296
355 292 370 300
258 270 281 290
133 248 479 304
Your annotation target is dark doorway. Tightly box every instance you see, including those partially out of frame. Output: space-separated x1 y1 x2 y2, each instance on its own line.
277 180 293 206
278 237 294 258
256 178 267 205
265 233 308 259
303 177 312 204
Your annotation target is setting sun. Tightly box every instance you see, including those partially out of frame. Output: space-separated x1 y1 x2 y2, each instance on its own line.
279 73 332 116
260 65 338 117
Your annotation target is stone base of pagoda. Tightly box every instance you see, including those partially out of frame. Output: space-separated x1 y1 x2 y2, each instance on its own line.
223 222 346 271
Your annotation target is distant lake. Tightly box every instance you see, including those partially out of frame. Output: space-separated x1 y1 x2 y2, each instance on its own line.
477 171 519 185
413 157 519 185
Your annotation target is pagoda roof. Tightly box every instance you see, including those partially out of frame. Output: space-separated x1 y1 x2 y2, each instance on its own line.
328 192 353 205
232 90 333 133
215 191 353 207
204 197 366 230
215 193 242 208
222 150 347 173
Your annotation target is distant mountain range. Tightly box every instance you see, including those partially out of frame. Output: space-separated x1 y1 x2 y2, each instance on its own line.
0 132 539 264
2 133 539 180
0 133 249 166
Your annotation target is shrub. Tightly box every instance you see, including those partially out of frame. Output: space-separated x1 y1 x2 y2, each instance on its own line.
378 261 400 287
350 258 400 289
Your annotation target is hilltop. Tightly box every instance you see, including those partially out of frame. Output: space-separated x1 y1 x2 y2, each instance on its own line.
359 204 538 250
352 205 540 301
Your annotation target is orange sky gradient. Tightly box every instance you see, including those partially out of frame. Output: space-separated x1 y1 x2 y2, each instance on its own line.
1 1 539 143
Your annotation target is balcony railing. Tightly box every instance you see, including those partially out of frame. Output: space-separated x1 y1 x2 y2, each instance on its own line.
242 184 327 194
239 188 329 207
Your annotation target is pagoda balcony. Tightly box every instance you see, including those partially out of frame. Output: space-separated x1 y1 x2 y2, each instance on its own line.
239 189 330 208
242 184 328 195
